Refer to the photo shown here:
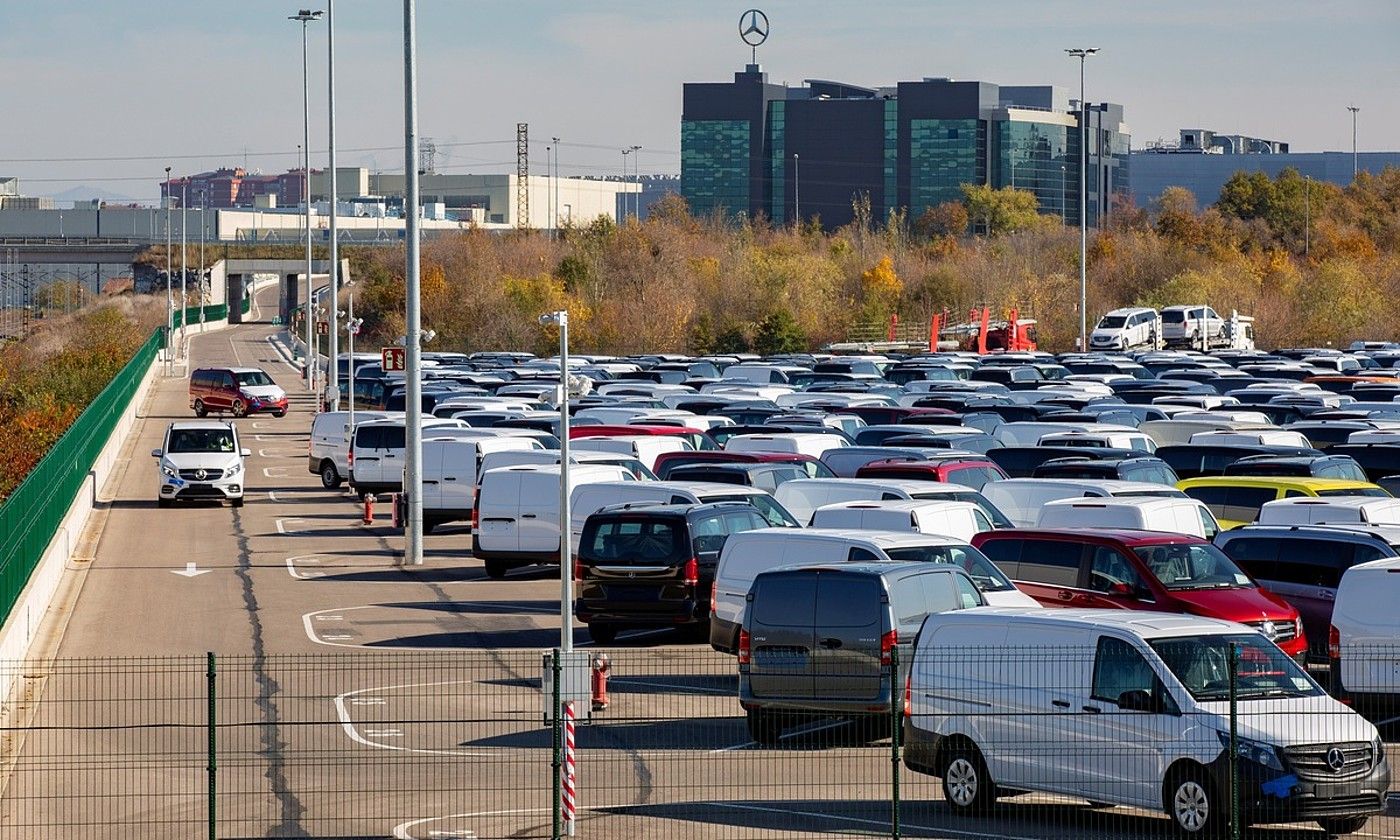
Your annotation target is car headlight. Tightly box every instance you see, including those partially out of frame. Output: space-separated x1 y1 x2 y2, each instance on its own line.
161 461 179 478
226 461 242 477
1217 731 1284 772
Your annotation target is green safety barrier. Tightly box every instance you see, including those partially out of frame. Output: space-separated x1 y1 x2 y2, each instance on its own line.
0 329 163 627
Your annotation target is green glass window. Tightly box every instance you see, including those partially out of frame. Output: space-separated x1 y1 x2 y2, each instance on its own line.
882 99 898 217
910 119 983 211
997 120 1073 223
767 102 785 224
681 119 751 216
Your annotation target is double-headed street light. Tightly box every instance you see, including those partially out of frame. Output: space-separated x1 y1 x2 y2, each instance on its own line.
1066 46 1099 352
290 8 323 394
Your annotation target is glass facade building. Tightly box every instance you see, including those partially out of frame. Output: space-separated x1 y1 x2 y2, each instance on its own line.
681 69 1130 230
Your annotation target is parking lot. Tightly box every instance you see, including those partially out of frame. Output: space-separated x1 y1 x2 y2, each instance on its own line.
1 289 1398 839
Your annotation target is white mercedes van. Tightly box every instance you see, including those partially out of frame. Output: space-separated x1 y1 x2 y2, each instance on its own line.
904 609 1389 835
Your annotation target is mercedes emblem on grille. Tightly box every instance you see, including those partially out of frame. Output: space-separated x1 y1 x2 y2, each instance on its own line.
195 469 208 481
1326 747 1347 773
1261 620 1277 639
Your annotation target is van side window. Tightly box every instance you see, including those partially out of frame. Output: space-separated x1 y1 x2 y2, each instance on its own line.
977 539 1021 576
848 547 883 564
382 426 406 449
880 492 904 501
1016 539 1084 587
896 573 957 623
1270 539 1352 588
751 575 816 627
220 372 235 389
952 574 983 609
1282 489 1308 499
1088 547 1148 596
1091 637 1161 707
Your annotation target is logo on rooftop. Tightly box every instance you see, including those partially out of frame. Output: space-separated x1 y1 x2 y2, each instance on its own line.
739 9 769 47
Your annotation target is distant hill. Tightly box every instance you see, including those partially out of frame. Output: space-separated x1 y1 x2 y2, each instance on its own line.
43 185 141 205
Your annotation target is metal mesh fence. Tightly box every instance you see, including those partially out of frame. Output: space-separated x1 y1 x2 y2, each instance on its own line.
0 647 1395 839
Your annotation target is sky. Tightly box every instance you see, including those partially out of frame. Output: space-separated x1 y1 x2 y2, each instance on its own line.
2 1 1397 202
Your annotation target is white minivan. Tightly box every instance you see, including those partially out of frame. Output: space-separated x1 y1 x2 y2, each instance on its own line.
773 478 1013 528
1036 496 1220 539
905 609 1389 836
473 464 635 578
1089 307 1160 351
810 499 995 543
723 432 848 460
348 417 470 497
1330 557 1400 719
308 410 393 488
1256 497 1400 527
981 478 1186 528
571 435 694 472
710 529 1036 653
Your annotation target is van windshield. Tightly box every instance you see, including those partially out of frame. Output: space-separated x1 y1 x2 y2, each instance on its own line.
1097 316 1127 329
1132 544 1253 590
914 490 1013 529
579 519 685 565
168 428 236 453
1150 633 1322 701
883 545 1017 592
1315 487 1390 498
704 493 798 528
234 370 274 386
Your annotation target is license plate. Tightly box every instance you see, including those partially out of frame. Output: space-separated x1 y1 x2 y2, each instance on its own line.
610 587 658 603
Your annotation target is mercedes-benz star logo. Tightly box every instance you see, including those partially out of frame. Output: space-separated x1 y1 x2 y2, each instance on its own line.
739 9 769 47
195 469 208 481
1326 747 1346 773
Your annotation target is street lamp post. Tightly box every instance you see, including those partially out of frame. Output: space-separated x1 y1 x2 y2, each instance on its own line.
326 0 341 410
793 153 800 226
402 0 425 566
164 165 173 372
290 8 323 395
180 180 188 358
1348 106 1360 181
552 136 561 236
1305 175 1311 257
1066 47 1099 352
539 310 572 652
629 145 642 218
620 147 631 221
198 189 206 332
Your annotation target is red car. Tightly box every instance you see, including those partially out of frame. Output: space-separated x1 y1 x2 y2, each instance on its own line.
652 450 837 481
855 457 1008 491
972 528 1308 660
189 366 288 418
569 424 713 452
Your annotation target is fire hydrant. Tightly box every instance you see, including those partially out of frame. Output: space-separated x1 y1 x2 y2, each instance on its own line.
590 652 611 712
362 494 376 526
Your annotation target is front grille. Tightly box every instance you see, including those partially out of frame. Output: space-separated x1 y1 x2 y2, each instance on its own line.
1295 793 1384 816
1283 742 1374 782
179 468 224 481
1246 619 1297 644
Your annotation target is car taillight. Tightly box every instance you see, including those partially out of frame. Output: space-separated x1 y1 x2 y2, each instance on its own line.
471 505 480 531
710 581 717 614
880 629 898 666
903 673 913 718
348 449 355 467
573 556 584 582
737 629 751 665
683 556 699 586
1329 624 1341 660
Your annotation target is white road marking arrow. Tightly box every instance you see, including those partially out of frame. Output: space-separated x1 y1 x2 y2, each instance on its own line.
171 562 212 578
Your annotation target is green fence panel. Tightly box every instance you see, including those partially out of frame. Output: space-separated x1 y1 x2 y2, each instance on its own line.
0 329 162 627
172 303 232 329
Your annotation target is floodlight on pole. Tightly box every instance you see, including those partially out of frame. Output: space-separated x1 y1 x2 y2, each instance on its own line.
539 310 574 652
1348 105 1360 180
290 8 323 394
164 165 172 371
1065 47 1099 353
326 0 341 410
629 145 642 218
401 0 425 567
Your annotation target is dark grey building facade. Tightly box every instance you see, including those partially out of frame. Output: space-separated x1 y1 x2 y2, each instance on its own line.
681 66 1130 229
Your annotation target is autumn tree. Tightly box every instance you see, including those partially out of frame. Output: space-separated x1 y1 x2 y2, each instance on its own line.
914 201 970 240
960 184 1042 235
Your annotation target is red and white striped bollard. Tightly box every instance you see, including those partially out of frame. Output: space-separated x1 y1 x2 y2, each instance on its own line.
563 700 577 835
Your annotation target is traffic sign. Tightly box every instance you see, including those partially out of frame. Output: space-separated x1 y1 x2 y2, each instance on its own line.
382 346 406 372
316 321 330 336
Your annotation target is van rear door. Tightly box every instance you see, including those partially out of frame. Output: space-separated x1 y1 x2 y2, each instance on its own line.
813 571 885 702
746 572 816 699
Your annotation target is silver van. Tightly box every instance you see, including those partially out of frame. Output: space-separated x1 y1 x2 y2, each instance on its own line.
739 562 983 744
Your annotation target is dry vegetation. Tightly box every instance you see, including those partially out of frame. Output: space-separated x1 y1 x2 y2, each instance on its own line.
343 167 1400 356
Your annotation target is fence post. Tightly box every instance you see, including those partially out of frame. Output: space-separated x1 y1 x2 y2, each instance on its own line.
1228 643 1240 840
206 651 217 840
890 645 901 840
551 649 563 840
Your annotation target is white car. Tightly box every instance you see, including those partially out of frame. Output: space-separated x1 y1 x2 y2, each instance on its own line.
1089 307 1159 351
1161 305 1225 348
153 420 250 507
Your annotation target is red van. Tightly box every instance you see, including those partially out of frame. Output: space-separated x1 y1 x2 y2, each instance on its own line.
190 367 288 418
972 528 1308 660
855 457 1008 491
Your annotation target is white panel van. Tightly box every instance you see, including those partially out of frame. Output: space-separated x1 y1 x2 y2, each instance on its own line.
810 499 994 543
410 436 545 533
1256 497 1400 527
981 478 1187 528
1331 557 1400 718
572 435 694 472
308 410 393 488
1035 496 1220 539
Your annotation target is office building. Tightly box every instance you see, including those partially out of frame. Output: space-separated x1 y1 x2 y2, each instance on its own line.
1131 128 1400 208
681 67 1130 229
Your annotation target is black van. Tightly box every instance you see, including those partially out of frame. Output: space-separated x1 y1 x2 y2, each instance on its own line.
574 502 770 644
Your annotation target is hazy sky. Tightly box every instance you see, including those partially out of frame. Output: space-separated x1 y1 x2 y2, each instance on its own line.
3 1 1396 201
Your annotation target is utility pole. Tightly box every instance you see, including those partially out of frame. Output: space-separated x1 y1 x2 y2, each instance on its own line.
402 0 425 566
629 144 642 218
164 165 173 373
1066 47 1099 352
1348 105 1360 181
181 180 188 357
552 137 561 236
326 0 341 410
290 8 323 394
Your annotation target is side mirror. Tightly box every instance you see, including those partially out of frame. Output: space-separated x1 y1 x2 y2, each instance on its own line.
1108 582 1136 597
240 448 252 458
1117 689 1159 713
150 448 163 458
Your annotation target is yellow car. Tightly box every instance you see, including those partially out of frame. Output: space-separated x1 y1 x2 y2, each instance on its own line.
1176 476 1390 529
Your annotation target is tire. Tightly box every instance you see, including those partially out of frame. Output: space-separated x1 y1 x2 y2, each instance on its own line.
319 461 342 489
1317 817 1370 836
193 399 207 418
941 742 997 815
747 708 782 745
231 400 247 418
230 497 244 509
157 497 172 508
484 559 508 580
587 623 618 645
422 518 437 536
1166 767 1226 837
273 410 286 418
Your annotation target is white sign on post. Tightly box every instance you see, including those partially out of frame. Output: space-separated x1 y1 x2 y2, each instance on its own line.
542 650 592 725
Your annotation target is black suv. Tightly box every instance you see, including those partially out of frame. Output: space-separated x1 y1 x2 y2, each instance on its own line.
574 502 771 644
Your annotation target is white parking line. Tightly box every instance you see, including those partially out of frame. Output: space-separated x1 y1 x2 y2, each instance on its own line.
263 467 289 478
334 681 489 757
275 518 307 535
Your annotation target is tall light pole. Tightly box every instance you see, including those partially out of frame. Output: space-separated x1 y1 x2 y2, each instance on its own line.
539 310 572 651
290 8 323 394
326 0 341 410
1348 105 1360 180
793 153 800 226
402 0 425 566
545 145 553 236
180 180 188 357
629 144 642 218
164 166 173 371
198 188 206 332
552 136 561 235
1066 47 1099 352
1305 175 1311 257
620 148 631 221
